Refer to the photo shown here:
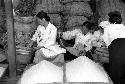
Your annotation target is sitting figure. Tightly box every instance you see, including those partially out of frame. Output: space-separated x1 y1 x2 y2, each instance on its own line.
27 11 66 65
60 21 105 61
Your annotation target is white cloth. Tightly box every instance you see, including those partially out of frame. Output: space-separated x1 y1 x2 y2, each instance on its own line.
31 22 66 58
62 29 103 51
66 56 110 82
99 21 110 28
18 60 63 84
103 24 125 47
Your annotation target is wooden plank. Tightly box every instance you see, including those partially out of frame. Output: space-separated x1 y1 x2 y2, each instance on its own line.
4 0 16 77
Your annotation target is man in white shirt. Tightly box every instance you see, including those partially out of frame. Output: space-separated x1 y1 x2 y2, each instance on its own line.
27 11 66 65
101 11 125 84
61 21 104 61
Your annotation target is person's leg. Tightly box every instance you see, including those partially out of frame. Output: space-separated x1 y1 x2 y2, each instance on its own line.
51 53 64 66
33 50 45 64
64 50 78 61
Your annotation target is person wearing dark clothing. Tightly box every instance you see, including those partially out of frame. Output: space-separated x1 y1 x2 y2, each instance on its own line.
102 11 125 84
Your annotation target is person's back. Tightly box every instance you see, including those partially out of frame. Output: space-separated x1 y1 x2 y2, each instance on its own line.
105 11 125 84
103 24 125 47
103 11 125 47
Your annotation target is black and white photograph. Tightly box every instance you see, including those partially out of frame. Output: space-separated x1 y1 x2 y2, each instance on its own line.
0 0 125 84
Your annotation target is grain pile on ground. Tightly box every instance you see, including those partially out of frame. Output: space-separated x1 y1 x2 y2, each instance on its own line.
66 56 110 82
18 60 63 84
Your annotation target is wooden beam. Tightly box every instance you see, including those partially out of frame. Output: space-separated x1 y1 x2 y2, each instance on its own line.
4 0 16 77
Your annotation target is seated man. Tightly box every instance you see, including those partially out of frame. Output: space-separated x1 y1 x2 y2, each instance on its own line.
27 11 66 65
60 21 104 61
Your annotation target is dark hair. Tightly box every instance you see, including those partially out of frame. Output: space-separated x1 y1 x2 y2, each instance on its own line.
83 21 98 31
36 11 50 22
108 11 122 24
83 21 93 30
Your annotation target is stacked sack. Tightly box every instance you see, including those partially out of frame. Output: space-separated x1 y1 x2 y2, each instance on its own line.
61 0 93 31
14 15 37 47
35 0 63 28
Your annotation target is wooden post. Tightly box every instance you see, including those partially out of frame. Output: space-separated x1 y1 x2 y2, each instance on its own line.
4 0 16 77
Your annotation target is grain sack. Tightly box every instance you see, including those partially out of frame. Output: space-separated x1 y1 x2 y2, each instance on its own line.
14 15 36 23
60 0 91 4
64 16 88 28
0 9 5 26
14 21 36 32
66 56 110 82
35 0 63 14
14 21 37 47
48 14 62 26
63 2 93 16
18 60 63 84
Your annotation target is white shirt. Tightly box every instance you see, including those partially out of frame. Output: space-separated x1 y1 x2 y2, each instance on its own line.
31 22 66 58
62 29 102 51
103 24 125 47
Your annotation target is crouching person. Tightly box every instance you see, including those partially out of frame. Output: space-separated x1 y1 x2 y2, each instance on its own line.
27 11 66 65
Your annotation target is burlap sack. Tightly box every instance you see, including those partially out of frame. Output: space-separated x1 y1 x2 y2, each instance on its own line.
14 21 37 47
14 15 36 23
14 21 36 32
0 9 5 26
63 2 93 16
60 0 91 4
48 14 62 26
35 0 63 14
64 16 87 28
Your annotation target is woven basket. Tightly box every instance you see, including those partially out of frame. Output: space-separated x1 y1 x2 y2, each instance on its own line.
5 48 33 64
16 49 33 64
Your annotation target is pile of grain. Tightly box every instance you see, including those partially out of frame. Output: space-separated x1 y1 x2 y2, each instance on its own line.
66 56 109 82
18 60 63 84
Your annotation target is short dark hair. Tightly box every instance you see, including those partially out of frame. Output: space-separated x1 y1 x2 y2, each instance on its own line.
36 11 50 22
108 11 122 24
83 21 93 30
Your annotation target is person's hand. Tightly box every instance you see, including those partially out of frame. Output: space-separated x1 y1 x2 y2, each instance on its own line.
33 46 45 51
